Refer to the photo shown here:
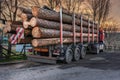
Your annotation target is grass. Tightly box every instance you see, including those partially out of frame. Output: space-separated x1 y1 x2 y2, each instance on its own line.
0 50 33 63
0 55 27 63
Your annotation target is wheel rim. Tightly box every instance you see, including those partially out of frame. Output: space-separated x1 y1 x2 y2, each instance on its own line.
66 49 73 63
74 47 80 61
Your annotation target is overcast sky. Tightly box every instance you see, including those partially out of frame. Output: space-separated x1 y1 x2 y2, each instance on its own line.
111 0 120 23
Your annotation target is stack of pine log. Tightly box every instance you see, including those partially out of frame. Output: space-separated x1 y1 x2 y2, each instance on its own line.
4 6 98 47
3 20 32 44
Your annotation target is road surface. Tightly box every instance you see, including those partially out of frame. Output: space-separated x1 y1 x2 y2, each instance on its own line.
0 52 120 80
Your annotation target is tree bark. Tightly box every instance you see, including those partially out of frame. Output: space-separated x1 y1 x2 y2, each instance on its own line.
32 27 76 38
32 37 97 47
29 17 88 32
15 7 32 16
20 13 33 21
32 6 90 27
32 26 97 38
3 27 8 34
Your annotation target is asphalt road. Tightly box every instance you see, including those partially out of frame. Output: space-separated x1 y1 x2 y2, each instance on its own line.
0 52 120 80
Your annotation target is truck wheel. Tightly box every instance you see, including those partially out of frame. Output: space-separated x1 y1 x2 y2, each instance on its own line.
65 48 73 63
80 46 86 59
74 46 80 61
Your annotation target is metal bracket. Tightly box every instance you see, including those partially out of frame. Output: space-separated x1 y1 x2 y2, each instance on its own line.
80 15 83 43
88 18 90 43
60 5 63 48
72 13 76 46
92 21 95 43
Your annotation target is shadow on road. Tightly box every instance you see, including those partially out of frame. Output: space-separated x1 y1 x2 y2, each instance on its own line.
58 52 120 70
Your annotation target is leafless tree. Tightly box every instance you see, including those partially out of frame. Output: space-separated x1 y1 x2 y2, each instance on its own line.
0 0 25 57
102 18 119 51
63 0 84 13
23 0 41 7
88 0 111 24
45 0 61 10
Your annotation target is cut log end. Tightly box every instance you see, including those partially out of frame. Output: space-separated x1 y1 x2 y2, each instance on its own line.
32 6 39 17
3 27 8 34
32 39 39 47
23 21 29 29
32 27 42 38
20 13 28 21
7 25 11 32
30 17 37 27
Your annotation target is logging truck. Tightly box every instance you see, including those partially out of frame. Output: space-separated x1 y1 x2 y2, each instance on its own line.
25 6 105 64
5 6 104 64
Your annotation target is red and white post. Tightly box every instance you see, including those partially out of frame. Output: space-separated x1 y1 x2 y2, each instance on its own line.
60 5 63 48
88 18 90 43
92 21 95 43
72 13 76 45
80 15 83 43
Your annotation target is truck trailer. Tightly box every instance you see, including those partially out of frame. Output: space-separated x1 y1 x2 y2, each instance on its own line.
23 6 105 64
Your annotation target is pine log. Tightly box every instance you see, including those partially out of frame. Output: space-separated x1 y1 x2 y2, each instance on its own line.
32 38 80 47
32 37 97 47
13 7 32 16
29 17 88 33
3 27 8 34
20 13 33 21
32 6 90 27
32 27 97 38
32 27 75 38
24 18 98 34
6 21 23 34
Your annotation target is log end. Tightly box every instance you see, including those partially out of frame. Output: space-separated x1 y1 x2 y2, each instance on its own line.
4 21 12 33
32 39 38 47
20 13 28 21
30 17 37 27
32 27 42 38
3 27 8 34
23 21 29 29
32 6 39 17
7 25 11 32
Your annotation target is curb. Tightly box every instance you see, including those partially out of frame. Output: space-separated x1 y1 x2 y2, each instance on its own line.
0 60 28 65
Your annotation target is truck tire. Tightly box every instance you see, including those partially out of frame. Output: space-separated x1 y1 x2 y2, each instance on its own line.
74 46 80 61
80 46 86 59
65 47 73 63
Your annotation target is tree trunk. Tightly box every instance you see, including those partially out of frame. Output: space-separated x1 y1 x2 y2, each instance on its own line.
32 27 76 38
32 37 97 47
20 13 33 21
12 7 32 17
32 6 90 27
7 34 12 58
32 27 97 38
29 17 89 32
